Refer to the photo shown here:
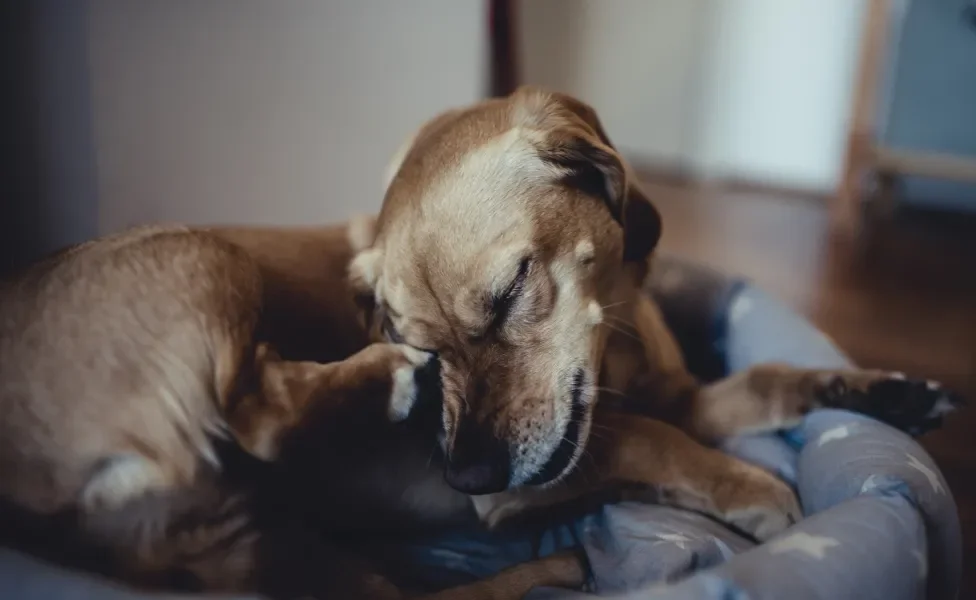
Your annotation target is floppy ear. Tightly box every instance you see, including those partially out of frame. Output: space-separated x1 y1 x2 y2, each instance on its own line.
514 87 662 263
345 215 385 337
348 246 383 336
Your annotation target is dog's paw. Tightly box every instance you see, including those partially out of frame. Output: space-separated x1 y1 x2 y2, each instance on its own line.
348 343 437 423
382 344 436 423
386 344 435 423
721 465 802 542
816 371 965 436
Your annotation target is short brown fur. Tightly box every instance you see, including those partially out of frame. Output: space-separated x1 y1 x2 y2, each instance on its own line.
0 223 586 598
0 87 960 599
350 86 960 540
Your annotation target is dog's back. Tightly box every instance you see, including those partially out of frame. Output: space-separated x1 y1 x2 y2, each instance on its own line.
0 226 262 516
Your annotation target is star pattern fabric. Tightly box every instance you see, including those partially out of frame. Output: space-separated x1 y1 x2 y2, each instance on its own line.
906 453 946 495
768 532 840 560
816 424 852 447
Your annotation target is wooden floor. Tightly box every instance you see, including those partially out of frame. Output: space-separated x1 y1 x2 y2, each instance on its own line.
645 179 976 597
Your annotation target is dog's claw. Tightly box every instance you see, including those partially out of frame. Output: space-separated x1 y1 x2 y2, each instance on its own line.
866 377 964 435
821 376 849 404
817 372 965 436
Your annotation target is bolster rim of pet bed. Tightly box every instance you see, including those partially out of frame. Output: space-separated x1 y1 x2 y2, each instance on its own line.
0 255 961 600
630 254 963 600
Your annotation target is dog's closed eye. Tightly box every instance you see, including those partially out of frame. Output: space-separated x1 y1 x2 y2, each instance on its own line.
487 257 531 331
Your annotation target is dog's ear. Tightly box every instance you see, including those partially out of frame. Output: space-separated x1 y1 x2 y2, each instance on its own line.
346 215 382 334
513 87 662 263
348 244 383 336
347 214 378 254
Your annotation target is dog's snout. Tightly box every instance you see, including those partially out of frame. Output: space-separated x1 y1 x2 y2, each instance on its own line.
444 419 510 495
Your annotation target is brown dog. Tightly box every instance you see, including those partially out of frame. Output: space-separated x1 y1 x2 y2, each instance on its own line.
0 86 960 599
343 85 961 540
0 224 585 598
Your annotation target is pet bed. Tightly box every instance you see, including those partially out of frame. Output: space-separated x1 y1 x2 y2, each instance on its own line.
0 256 961 600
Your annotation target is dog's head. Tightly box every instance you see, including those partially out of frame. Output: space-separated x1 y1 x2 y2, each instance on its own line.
349 87 661 494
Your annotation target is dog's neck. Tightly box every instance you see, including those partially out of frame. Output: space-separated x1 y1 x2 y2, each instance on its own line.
596 259 691 417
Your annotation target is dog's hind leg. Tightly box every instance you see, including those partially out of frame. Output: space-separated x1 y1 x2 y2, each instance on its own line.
72 470 261 593
79 454 181 513
83 488 586 599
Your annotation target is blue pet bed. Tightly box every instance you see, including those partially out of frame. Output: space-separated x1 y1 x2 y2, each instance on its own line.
0 256 961 600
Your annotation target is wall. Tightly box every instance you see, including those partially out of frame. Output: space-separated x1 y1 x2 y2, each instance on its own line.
881 0 976 212
517 0 711 169
2 0 99 274
88 0 487 233
692 0 867 193
518 0 868 194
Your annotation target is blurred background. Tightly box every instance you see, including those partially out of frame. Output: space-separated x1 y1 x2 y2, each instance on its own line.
2 0 974 592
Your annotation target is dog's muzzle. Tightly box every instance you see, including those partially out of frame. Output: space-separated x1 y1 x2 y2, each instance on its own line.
526 368 588 486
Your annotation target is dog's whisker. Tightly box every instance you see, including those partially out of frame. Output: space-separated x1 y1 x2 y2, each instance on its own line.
559 436 596 486
602 313 638 327
600 321 642 343
603 314 640 332
584 431 609 446
566 438 597 471
599 319 629 331
599 301 630 311
579 453 598 486
587 422 617 436
593 386 626 398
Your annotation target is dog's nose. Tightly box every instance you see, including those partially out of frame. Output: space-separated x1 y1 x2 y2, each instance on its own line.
444 420 510 495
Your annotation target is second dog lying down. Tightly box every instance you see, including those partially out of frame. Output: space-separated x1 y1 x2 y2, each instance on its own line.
0 87 963 599
0 224 586 598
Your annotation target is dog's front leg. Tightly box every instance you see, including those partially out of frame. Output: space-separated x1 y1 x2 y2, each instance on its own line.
474 413 800 542
256 525 587 600
415 552 587 600
226 342 433 461
679 364 964 443
624 295 963 441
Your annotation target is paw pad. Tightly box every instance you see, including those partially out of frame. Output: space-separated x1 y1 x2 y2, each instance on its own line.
850 375 964 436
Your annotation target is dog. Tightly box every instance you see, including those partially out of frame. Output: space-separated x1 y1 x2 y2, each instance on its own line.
0 86 960 599
340 85 962 539
0 224 586 598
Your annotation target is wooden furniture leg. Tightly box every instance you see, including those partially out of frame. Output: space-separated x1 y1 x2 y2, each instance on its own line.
835 0 891 237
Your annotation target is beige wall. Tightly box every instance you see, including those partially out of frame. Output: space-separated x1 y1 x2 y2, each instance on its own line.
692 0 867 192
518 0 711 170
77 0 868 236
518 0 867 193
89 0 487 233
